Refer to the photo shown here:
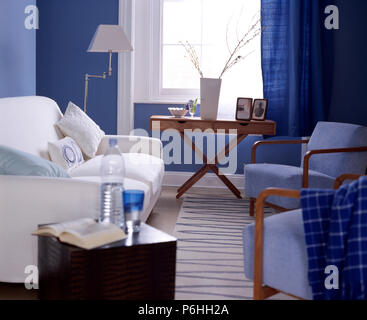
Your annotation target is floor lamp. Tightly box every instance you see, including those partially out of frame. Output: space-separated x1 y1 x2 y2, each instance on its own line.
84 24 133 113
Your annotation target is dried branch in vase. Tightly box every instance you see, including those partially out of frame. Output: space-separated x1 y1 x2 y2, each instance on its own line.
180 41 204 78
219 14 262 79
180 11 262 80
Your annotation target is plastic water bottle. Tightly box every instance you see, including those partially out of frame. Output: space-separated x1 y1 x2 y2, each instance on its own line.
100 138 125 228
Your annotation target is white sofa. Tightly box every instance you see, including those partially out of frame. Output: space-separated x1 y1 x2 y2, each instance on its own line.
0 96 164 283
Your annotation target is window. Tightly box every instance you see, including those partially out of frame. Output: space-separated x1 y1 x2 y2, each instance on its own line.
134 0 263 117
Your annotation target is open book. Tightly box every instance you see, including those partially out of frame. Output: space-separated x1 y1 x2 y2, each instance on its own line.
33 218 127 250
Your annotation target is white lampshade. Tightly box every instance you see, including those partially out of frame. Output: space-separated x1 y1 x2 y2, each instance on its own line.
87 24 133 52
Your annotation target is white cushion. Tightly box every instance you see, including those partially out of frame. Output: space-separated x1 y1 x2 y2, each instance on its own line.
69 153 164 196
48 137 84 171
56 102 105 158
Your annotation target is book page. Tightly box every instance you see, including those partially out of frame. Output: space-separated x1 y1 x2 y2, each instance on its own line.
57 218 97 236
60 222 126 249
65 222 119 238
33 218 96 237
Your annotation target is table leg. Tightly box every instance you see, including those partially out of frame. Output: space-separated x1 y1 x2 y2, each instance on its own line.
214 134 247 164
210 165 242 199
210 134 246 198
176 132 246 199
177 164 208 193
176 165 210 199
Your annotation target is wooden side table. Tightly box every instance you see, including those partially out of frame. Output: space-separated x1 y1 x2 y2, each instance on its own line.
150 116 276 199
38 223 177 300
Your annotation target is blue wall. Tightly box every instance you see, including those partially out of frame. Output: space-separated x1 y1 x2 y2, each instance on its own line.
36 0 119 134
0 0 36 98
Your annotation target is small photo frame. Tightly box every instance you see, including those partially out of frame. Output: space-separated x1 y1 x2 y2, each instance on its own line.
236 98 253 121
252 99 268 121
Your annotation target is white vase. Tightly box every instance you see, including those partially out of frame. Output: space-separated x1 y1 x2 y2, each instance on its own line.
200 78 222 120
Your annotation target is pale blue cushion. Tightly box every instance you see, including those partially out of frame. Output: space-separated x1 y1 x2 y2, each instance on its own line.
243 209 313 300
306 122 367 178
244 164 334 209
0 145 70 178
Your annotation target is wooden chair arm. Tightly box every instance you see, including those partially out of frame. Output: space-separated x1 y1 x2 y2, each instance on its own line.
333 174 364 189
251 140 309 163
253 188 300 300
302 146 367 188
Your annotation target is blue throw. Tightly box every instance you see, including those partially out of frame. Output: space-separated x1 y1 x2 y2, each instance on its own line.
301 177 367 300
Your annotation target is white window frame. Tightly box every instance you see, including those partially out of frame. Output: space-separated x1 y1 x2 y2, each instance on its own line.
118 0 135 135
134 0 199 104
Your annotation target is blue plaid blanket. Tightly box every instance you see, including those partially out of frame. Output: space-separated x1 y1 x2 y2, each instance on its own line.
301 176 367 300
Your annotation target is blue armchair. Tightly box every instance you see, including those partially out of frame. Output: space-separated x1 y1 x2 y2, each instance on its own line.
243 174 363 300
245 122 367 216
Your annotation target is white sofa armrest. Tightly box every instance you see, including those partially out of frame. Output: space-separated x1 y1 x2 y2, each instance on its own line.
97 135 163 159
0 175 100 283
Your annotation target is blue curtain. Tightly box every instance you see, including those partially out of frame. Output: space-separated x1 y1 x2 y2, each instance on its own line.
261 0 329 136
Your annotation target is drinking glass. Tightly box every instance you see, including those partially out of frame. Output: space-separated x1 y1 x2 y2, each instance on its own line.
123 190 144 233
188 101 196 117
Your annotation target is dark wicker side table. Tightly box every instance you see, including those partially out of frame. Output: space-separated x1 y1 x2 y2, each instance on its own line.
38 223 177 300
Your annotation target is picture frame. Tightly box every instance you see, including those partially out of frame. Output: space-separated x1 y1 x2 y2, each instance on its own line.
252 99 268 121
235 98 253 121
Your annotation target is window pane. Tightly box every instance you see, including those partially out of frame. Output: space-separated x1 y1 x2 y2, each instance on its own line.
161 0 262 117
163 0 202 45
162 45 201 89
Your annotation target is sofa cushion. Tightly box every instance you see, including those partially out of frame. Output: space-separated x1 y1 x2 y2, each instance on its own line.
0 96 64 160
0 145 70 178
56 102 105 158
243 209 313 300
244 163 335 209
69 153 164 196
48 137 84 170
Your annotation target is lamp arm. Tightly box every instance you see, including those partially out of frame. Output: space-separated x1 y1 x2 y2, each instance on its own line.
108 50 113 76
83 51 113 113
84 72 107 113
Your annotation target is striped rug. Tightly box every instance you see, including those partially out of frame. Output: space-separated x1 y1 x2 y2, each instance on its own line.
173 194 272 300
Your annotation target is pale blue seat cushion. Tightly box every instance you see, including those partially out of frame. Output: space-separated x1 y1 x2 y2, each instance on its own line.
244 164 335 209
243 209 313 300
0 145 70 178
